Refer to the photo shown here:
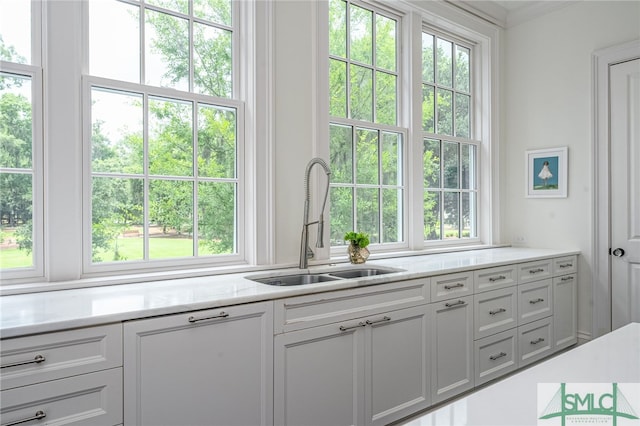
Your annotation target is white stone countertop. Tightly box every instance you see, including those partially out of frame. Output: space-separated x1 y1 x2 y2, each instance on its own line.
399 322 640 426
0 247 579 339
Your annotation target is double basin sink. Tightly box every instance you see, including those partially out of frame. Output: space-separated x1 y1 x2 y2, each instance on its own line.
248 266 405 286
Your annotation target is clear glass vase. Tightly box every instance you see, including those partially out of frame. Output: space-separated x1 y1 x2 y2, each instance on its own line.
348 244 370 264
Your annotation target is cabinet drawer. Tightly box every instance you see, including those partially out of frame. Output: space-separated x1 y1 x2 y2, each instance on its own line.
518 317 554 367
517 260 553 284
473 287 518 340
0 368 122 426
474 265 517 293
553 256 577 275
274 279 429 333
0 324 122 391
431 272 473 302
518 279 553 325
474 328 518 385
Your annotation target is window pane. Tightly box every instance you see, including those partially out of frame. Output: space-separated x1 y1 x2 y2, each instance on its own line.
376 71 396 125
330 124 353 184
443 142 459 188
329 0 346 58
0 74 32 169
421 33 434 83
357 188 379 243
329 59 347 118
381 132 401 185
350 5 372 65
462 192 475 238
376 14 396 72
423 139 440 188
149 97 193 176
197 104 237 179
436 88 453 136
330 186 353 246
91 177 144 263
194 23 232 98
0 173 33 268
90 1 140 83
455 45 470 93
198 181 236 255
0 0 31 64
455 93 470 139
91 88 143 175
461 144 475 190
436 38 452 87
145 10 189 91
382 188 402 243
355 128 378 185
424 191 440 240
194 0 232 26
146 0 188 14
350 65 373 121
443 192 459 239
422 84 435 132
149 179 194 259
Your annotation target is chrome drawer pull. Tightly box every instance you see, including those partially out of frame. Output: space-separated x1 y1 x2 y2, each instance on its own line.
444 300 466 308
489 352 507 361
2 410 46 426
365 316 391 325
339 322 366 332
444 283 465 290
1 355 46 369
529 268 545 274
489 308 507 316
489 275 506 282
561 276 574 281
559 263 573 268
529 298 545 304
530 337 545 345
188 312 229 323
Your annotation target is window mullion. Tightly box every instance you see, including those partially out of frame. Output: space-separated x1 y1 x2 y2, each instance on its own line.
143 93 150 261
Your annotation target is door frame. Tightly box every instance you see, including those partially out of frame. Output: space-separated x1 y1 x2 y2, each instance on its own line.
592 39 640 339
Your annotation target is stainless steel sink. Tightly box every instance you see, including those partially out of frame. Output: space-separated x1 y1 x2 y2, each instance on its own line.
248 266 404 286
251 273 340 286
328 268 395 279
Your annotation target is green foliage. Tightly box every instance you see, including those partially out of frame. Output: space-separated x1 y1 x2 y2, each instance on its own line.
344 231 369 248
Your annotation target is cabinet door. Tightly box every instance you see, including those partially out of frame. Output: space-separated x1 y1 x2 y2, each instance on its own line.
553 274 578 350
124 302 273 426
274 320 365 426
366 305 431 426
430 296 474 404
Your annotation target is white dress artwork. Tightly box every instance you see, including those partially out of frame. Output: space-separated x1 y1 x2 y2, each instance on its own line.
538 164 553 180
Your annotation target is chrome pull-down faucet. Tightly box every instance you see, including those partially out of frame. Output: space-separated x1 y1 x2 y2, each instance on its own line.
299 157 332 269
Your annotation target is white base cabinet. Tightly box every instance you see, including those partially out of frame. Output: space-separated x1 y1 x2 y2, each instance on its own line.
123 301 273 426
554 274 578 350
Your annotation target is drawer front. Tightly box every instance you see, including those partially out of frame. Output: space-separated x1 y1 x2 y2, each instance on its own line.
517 260 553 284
518 317 554 367
0 324 123 391
474 265 517 293
553 256 577 275
518 279 553 325
0 368 122 426
431 271 473 302
274 278 430 333
474 328 518 385
474 287 518 340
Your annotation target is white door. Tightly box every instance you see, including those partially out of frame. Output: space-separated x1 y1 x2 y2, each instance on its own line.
611 58 640 329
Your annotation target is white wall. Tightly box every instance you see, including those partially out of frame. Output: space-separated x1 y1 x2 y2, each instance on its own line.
501 1 640 338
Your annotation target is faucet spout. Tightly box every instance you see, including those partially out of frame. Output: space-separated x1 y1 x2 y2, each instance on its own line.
299 158 332 269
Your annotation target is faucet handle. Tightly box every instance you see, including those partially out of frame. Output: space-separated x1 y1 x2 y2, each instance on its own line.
306 245 314 259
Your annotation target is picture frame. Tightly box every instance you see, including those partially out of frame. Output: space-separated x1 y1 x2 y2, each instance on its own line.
525 147 568 198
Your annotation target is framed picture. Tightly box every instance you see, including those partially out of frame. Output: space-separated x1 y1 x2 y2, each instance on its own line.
525 147 568 198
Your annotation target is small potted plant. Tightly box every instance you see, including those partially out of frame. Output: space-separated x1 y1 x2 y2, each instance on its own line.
344 231 370 264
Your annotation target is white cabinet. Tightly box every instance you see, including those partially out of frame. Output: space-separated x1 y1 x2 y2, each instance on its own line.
474 328 518 386
124 301 273 426
518 317 554 367
553 273 578 350
473 287 518 340
430 296 474 403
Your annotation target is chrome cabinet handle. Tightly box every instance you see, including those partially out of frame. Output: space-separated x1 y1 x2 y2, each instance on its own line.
529 298 545 304
559 263 573 268
444 300 466 308
339 322 366 332
529 268 545 274
1 355 45 369
188 312 229 323
489 308 506 316
489 352 507 361
489 275 506 282
365 316 391 325
530 337 545 345
444 283 464 290
2 410 46 426
561 276 574 282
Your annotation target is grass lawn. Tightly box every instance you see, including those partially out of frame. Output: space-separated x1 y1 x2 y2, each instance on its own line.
0 248 32 269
